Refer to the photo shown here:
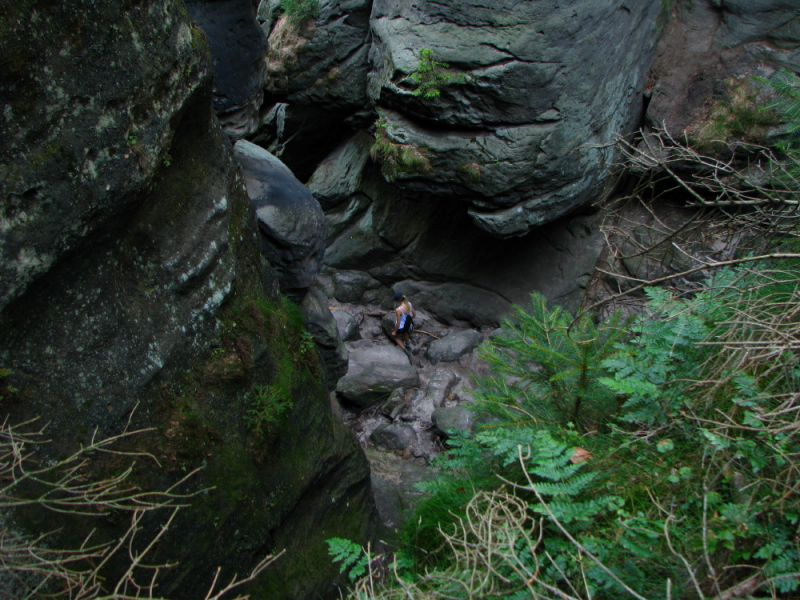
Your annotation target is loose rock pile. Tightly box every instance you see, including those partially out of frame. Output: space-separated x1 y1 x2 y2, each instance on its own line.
328 296 494 536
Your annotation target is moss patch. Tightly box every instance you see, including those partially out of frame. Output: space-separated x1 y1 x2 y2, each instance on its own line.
370 117 433 182
687 76 778 150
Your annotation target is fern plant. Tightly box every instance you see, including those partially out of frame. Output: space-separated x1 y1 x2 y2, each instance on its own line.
483 428 611 524
326 537 369 582
599 286 712 425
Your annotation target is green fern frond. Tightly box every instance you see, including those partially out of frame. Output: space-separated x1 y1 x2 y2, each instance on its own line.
326 537 368 582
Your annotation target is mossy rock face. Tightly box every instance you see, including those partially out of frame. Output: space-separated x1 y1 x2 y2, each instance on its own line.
0 0 211 311
0 1 378 598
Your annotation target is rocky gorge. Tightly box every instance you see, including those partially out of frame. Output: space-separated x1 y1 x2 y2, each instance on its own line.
0 0 798 598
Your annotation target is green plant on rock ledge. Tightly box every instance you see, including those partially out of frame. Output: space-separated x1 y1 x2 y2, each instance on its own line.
281 0 318 23
410 48 466 99
370 117 432 182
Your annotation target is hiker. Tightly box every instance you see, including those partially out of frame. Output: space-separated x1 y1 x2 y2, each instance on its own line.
391 291 416 356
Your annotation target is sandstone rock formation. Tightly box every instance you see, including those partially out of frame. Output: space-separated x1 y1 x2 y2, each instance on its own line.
268 0 663 236
234 139 327 295
0 2 376 598
366 0 663 236
185 0 270 139
252 0 800 327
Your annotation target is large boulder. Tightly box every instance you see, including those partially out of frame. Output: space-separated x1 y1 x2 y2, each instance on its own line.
185 0 270 139
337 345 420 407
330 268 383 303
370 423 418 451
308 131 374 210
366 0 663 236
318 157 608 317
333 307 361 342
426 329 484 364
391 280 510 328
0 1 208 313
0 3 376 599
234 139 327 295
251 0 374 178
259 0 372 111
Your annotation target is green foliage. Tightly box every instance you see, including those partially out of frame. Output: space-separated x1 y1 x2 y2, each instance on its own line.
281 0 318 23
689 77 777 148
474 292 626 430
359 255 800 599
326 537 368 582
599 286 714 425
409 48 466 99
402 430 505 567
758 69 800 134
370 117 432 182
299 330 315 356
246 383 293 434
220 294 318 435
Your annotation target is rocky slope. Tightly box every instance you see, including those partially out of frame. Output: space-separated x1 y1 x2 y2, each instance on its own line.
1 0 798 598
